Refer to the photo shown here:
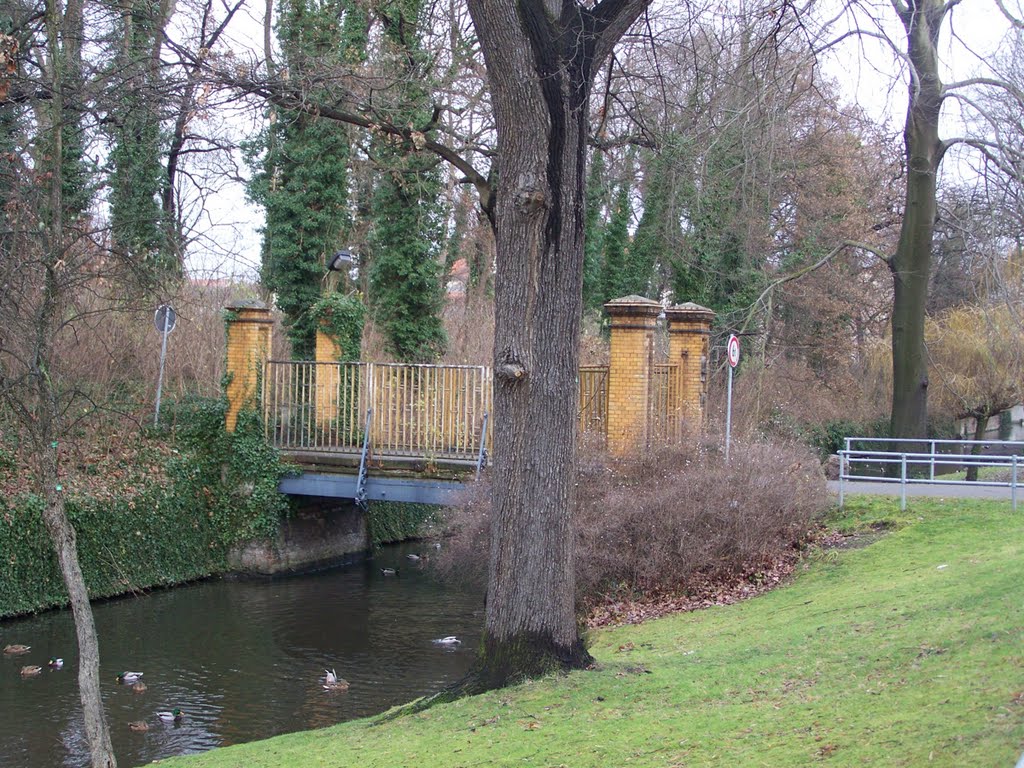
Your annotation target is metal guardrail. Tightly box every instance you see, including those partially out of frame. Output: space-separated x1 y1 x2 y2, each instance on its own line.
839 437 1022 511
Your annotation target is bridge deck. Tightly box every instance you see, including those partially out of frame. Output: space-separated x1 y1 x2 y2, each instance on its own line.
278 450 475 505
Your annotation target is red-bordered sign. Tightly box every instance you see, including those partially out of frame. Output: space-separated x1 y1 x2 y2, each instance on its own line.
727 334 740 368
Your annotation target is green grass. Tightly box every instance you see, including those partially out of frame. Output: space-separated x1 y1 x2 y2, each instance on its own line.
157 497 1024 768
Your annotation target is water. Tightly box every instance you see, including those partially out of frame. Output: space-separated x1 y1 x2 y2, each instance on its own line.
0 543 482 768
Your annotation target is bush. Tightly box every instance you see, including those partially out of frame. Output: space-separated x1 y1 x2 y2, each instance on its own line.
431 439 829 610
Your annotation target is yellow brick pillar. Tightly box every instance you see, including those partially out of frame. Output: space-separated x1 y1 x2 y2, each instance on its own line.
224 300 274 432
664 302 715 434
315 327 344 429
604 295 662 455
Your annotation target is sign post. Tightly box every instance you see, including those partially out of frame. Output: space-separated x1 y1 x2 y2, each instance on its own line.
153 304 177 426
725 334 740 462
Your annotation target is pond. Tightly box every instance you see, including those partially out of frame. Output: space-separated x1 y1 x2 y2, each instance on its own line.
0 542 482 768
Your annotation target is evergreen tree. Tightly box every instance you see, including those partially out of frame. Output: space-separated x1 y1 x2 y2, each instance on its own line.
366 0 446 362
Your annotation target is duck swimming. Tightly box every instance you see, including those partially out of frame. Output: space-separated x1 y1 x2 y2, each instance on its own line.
323 668 350 691
48 657 64 669
128 721 150 732
131 681 148 693
20 665 43 677
4 644 30 655
380 568 398 576
116 672 144 684
432 636 462 646
157 708 184 723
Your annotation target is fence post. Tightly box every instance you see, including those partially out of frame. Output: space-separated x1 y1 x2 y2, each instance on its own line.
224 300 274 432
929 440 936 481
604 296 661 456
1013 455 1018 513
664 302 715 440
838 451 845 508
900 453 908 512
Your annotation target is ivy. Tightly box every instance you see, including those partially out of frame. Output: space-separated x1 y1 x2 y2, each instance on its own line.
367 501 439 546
310 293 366 362
0 397 292 618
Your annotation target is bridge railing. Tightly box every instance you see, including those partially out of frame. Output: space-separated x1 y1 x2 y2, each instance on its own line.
263 360 493 461
264 359 685 462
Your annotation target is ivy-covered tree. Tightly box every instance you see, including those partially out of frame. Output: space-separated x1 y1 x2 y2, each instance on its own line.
583 148 608 311
366 0 447 362
107 0 167 268
247 0 367 359
599 181 631 303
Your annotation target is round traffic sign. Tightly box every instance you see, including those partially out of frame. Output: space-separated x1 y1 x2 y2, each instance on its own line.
154 304 177 334
727 334 740 368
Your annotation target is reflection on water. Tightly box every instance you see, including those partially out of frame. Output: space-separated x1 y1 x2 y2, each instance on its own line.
0 542 481 768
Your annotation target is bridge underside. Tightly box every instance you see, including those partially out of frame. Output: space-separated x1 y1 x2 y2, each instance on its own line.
278 450 473 505
279 472 466 505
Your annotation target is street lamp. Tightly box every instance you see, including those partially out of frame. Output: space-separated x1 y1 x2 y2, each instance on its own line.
328 249 355 272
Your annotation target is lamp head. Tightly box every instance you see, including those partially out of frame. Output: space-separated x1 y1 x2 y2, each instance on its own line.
328 249 355 272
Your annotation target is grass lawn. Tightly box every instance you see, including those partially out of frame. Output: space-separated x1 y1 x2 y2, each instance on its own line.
157 497 1024 768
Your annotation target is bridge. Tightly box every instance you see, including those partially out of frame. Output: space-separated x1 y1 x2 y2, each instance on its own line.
222 296 716 505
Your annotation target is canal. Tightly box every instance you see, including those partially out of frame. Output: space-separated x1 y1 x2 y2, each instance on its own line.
0 542 482 767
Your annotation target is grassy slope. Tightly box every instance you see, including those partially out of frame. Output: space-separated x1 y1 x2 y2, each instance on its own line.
158 498 1024 768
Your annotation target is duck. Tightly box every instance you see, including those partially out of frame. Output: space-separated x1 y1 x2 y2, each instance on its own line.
323 668 350 691
48 657 64 669
20 665 43 677
406 553 421 561
432 636 462 646
128 720 150 732
116 671 144 684
3 644 30 655
380 567 398 576
131 681 148 693
156 708 184 723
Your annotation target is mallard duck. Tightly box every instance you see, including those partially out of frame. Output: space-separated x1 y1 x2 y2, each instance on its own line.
156 708 184 723
380 567 398 576
20 665 43 677
406 553 421 561
48 657 64 669
116 671 144 684
3 644 30 655
131 681 148 693
432 636 461 646
128 720 150 732
323 668 350 691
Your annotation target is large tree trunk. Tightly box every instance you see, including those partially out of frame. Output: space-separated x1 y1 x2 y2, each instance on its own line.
463 0 647 688
889 0 946 442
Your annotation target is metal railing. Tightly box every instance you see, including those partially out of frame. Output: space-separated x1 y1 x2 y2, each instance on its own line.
264 359 690 464
839 437 1022 511
649 363 680 444
263 360 492 461
578 365 608 440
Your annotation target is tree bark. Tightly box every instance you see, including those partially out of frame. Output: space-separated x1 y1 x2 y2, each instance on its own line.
888 0 946 442
463 0 648 688
965 409 991 482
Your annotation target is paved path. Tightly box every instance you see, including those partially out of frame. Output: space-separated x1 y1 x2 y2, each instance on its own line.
828 479 1018 501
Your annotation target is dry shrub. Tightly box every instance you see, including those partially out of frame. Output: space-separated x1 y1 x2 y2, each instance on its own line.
574 439 827 602
431 438 829 608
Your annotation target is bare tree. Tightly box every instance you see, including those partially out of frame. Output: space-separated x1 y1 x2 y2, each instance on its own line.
810 1 1023 442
